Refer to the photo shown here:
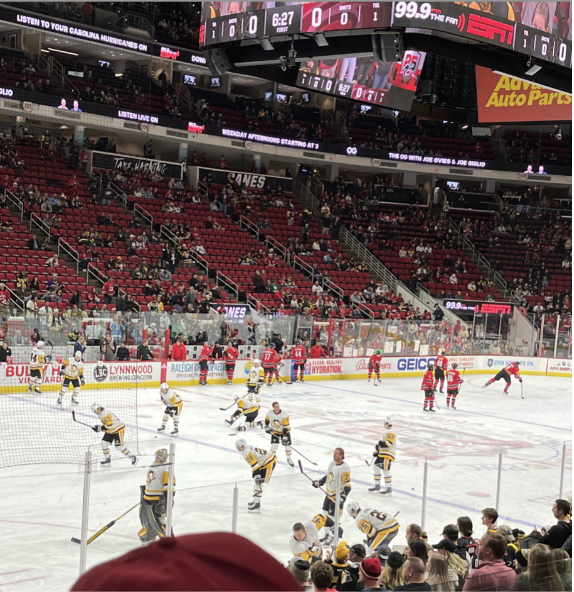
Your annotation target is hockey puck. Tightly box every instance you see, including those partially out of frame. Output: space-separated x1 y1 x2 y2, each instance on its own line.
71 537 81 544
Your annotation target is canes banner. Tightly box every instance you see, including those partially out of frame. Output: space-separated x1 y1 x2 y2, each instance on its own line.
475 66 572 123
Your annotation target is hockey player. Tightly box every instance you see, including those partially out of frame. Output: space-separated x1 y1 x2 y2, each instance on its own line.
291 341 307 382
262 344 279 386
157 382 183 435
28 340 48 393
198 342 212 385
434 351 448 393
235 439 277 512
483 361 522 394
57 351 84 406
368 350 383 385
265 401 294 467
91 403 138 466
247 358 265 394
225 391 262 431
223 341 239 384
369 417 396 495
421 361 436 412
446 363 464 409
290 521 323 564
311 447 351 545
346 502 400 554
138 448 175 543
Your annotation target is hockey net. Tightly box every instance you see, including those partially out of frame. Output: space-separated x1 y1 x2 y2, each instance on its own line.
0 348 139 468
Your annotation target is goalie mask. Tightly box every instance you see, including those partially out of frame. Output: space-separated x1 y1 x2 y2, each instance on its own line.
154 449 168 464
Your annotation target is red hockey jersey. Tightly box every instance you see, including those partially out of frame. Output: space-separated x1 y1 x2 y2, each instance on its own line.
262 348 277 367
223 346 239 364
291 345 307 364
504 362 521 378
447 369 463 389
198 345 212 363
421 369 435 390
369 353 383 366
435 355 448 370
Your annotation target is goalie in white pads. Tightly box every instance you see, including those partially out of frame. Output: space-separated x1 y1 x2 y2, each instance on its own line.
369 417 396 495
347 502 400 554
311 447 351 545
157 382 182 435
264 401 294 467
57 351 84 406
290 521 323 564
139 448 175 543
91 403 138 466
28 340 47 393
235 439 277 513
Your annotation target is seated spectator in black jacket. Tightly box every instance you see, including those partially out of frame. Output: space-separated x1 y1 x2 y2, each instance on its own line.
116 341 130 361
137 338 154 360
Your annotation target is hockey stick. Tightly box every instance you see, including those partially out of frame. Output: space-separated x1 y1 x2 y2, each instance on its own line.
290 445 317 466
298 460 329 496
219 402 236 411
365 458 374 467
520 380 524 400
72 410 94 430
71 502 139 545
277 374 292 386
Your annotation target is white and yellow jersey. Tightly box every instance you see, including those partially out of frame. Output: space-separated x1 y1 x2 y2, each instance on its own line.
354 508 400 548
325 460 351 497
237 393 260 415
376 429 397 462
96 410 125 435
241 445 276 473
30 347 45 370
143 461 176 502
289 522 322 561
265 408 290 435
247 367 265 386
62 358 83 380
160 388 182 408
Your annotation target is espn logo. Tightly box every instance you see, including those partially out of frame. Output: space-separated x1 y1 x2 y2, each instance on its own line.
466 13 514 46
481 303 512 314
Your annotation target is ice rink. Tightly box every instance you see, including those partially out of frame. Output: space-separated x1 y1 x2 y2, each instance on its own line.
1 374 571 591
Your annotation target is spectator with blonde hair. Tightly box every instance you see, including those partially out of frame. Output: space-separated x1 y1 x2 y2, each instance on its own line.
426 554 456 592
517 544 565 591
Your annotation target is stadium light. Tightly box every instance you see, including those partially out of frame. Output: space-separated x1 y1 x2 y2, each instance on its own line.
314 33 329 47
525 57 542 76
258 38 274 51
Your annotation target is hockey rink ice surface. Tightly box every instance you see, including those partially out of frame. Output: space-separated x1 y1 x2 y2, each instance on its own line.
1 375 571 591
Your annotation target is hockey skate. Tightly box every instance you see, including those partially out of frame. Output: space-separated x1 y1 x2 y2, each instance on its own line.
236 425 246 432
287 458 294 467
227 380 233 385
28 385 33 393
56 395 62 407
71 395 79 405
320 528 334 546
428 408 436 413
34 387 41 394
157 426 166 432
248 501 261 513
131 456 138 466
300 377 304 382
451 404 457 410
380 487 392 495
423 407 429 412
101 457 111 465
368 484 380 492
171 428 179 435
224 418 235 427
256 420 264 429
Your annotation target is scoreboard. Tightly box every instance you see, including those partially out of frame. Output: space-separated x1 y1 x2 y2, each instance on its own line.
200 1 571 69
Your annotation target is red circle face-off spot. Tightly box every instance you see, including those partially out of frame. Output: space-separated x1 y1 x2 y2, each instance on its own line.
466 492 491 498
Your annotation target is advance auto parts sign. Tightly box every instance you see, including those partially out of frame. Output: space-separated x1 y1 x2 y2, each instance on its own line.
475 66 571 123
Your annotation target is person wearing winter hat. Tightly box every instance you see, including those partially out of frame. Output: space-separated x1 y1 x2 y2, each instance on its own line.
329 540 355 590
288 558 312 591
71 532 301 591
380 551 405 591
359 557 383 590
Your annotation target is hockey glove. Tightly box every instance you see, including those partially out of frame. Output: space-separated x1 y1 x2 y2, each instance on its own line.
312 480 321 488
372 451 378 457
519 378 522 383
45 354 52 363
264 425 272 434
92 425 102 432
281 436 289 445
60 366 65 376
79 377 85 387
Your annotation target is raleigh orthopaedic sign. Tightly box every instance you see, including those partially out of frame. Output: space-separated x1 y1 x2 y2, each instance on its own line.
475 66 572 123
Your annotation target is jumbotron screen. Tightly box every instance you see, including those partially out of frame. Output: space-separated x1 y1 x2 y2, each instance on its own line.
200 1 571 68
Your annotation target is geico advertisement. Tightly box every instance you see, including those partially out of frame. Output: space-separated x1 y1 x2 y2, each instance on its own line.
167 360 226 380
87 362 158 383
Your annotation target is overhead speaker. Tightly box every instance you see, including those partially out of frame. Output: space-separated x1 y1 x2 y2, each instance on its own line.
205 48 232 76
371 32 404 62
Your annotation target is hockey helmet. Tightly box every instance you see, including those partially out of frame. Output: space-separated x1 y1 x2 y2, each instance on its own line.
384 417 393 427
442 350 446 355
36 341 45 349
514 361 521 365
235 438 247 451
154 449 168 464
74 351 82 359
160 382 169 395
376 350 382 355
91 403 104 414
427 361 434 369
452 362 458 369
252 358 261 367
346 501 361 518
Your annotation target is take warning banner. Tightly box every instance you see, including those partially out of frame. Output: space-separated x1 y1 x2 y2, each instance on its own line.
475 66 572 123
